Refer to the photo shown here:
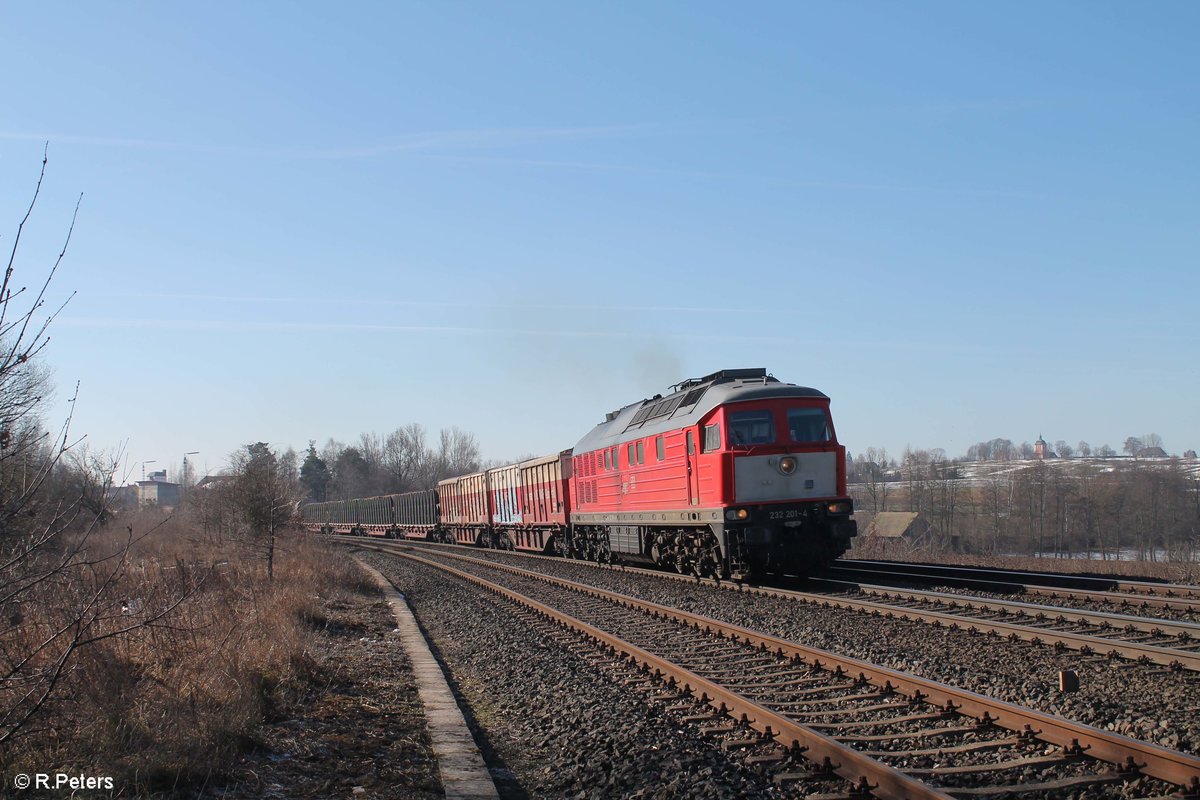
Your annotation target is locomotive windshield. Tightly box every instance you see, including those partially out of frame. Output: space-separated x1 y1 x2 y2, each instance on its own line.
788 407 832 443
728 410 775 446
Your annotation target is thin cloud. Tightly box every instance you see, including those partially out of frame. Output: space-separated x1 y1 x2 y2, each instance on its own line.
422 153 1045 198
0 124 658 160
58 315 1020 354
120 292 761 315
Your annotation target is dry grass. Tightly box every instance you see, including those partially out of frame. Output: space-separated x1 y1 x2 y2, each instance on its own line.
2 511 375 794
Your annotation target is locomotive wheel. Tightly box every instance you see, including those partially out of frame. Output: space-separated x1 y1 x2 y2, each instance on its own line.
591 530 612 564
649 532 677 571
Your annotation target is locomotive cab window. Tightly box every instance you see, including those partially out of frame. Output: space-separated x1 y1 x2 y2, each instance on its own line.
728 410 776 446
702 424 721 453
788 407 832 443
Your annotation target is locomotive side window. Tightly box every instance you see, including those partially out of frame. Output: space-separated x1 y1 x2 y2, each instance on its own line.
604 449 611 470
627 443 635 466
728 410 776 446
656 435 664 461
788 407 832 442
636 441 644 464
702 424 721 453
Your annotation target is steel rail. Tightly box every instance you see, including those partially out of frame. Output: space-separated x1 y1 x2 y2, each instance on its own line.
838 559 1200 595
347 538 1200 670
834 561 1200 611
1022 584 1200 613
766 590 1200 672
380 548 951 800
1113 579 1200 599
809 578 1200 640
378 545 1200 791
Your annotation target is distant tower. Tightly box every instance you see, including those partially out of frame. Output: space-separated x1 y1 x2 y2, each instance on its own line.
1035 435 1048 460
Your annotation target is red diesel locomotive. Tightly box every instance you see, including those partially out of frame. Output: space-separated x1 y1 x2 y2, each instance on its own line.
300 368 856 578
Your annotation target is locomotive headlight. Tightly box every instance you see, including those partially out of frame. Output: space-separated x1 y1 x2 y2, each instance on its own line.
827 501 852 515
725 508 749 521
778 457 797 475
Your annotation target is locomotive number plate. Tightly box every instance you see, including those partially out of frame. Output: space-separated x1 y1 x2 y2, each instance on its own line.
767 509 803 520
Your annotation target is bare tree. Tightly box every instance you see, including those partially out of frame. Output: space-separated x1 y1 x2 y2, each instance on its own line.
0 152 205 749
383 423 427 492
1124 437 1144 457
1055 440 1073 459
427 426 481 487
1077 441 1091 458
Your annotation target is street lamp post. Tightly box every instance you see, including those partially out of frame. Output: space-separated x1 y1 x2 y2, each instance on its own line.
140 460 157 507
182 451 199 486
182 451 199 503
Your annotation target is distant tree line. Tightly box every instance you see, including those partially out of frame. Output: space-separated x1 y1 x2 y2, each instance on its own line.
296 424 483 503
848 436 1199 561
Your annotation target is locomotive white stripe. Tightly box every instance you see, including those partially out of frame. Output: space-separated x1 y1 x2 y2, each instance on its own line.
733 452 836 503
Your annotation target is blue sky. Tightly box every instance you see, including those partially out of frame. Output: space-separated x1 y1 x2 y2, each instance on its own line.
2 1 1196 480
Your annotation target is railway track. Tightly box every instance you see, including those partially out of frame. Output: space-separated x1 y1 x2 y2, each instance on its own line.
362 543 1200 799
828 561 1200 613
344 537 1200 672
806 579 1200 660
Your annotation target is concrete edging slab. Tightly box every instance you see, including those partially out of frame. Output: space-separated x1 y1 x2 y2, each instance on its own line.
356 559 500 800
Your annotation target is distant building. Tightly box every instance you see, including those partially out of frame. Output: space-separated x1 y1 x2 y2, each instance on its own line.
853 511 938 552
135 470 181 508
1136 446 1168 458
1185 450 1198 459
105 484 139 510
195 474 231 490
1034 435 1056 460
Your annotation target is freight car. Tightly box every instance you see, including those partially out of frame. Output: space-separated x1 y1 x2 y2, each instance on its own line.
299 368 856 578
303 489 438 539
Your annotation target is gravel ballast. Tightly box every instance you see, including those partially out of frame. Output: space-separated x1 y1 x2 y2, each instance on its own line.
383 543 1200 758
359 550 823 800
